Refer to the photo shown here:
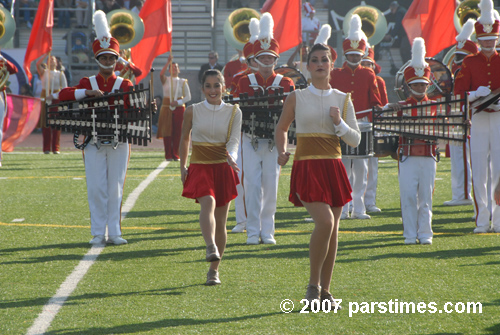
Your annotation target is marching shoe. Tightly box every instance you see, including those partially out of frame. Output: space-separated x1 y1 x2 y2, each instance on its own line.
206 244 220 262
351 212 371 220
53 151 61 154
366 205 381 213
443 199 474 206
89 235 106 245
231 222 246 233
419 238 432 245
246 236 260 245
261 236 276 245
107 235 128 245
0 161 2 167
492 226 500 233
340 212 349 220
205 269 221 286
321 289 342 310
44 151 50 154
404 238 417 245
304 284 321 304
473 226 492 234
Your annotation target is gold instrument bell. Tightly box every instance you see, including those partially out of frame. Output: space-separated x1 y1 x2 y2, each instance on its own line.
454 0 481 34
343 5 387 46
223 8 260 51
0 6 16 47
106 9 145 49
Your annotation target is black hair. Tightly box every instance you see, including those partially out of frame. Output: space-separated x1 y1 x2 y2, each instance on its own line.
307 43 332 64
201 69 224 86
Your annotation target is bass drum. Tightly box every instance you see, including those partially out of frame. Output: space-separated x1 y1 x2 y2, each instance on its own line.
275 66 308 87
394 58 453 101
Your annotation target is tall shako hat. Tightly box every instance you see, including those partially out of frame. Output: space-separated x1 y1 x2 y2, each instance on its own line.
243 18 259 60
342 14 366 55
253 12 280 58
92 10 120 58
314 24 338 63
360 32 382 74
475 0 500 40
303 2 315 17
455 19 479 55
403 37 431 84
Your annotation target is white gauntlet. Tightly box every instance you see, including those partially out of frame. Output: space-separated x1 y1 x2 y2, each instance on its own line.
468 86 491 101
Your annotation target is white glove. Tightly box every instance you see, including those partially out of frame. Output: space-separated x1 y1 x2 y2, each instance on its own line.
490 100 500 112
468 86 491 101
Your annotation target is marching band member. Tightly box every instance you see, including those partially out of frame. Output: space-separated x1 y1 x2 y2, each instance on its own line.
302 2 320 46
454 0 500 233
223 49 247 90
58 10 134 245
235 13 294 245
361 44 388 214
37 54 68 154
114 48 142 84
443 19 477 207
157 54 191 161
383 38 436 245
0 49 18 167
275 43 360 307
329 14 382 220
230 17 260 234
180 69 242 286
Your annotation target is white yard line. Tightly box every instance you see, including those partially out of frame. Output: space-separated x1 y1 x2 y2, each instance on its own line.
26 160 169 335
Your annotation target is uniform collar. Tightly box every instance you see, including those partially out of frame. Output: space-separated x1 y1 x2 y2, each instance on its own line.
308 84 333 96
97 72 117 84
203 99 225 111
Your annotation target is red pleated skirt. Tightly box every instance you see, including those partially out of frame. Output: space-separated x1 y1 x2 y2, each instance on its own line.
182 162 239 207
289 159 352 207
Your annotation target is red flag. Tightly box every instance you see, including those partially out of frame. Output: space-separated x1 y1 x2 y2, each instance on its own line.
23 0 54 83
261 0 302 54
2 94 42 152
131 0 172 84
402 0 456 57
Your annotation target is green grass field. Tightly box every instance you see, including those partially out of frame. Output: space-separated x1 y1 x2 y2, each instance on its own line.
1 150 499 335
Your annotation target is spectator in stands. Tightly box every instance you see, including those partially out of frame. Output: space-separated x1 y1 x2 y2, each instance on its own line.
56 0 72 28
130 0 143 14
75 0 89 28
383 1 411 64
308 0 328 7
19 0 33 28
302 2 320 46
99 0 121 14
198 51 224 84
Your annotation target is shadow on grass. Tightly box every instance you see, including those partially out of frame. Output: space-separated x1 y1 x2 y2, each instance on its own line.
44 312 281 335
125 209 199 219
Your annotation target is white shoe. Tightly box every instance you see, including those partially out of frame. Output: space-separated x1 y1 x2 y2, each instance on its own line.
473 226 492 234
246 236 260 245
0 161 2 167
419 238 432 245
261 237 276 245
89 235 105 245
365 205 381 213
107 235 128 245
351 212 371 220
340 212 349 220
231 222 246 233
443 199 474 206
404 238 417 245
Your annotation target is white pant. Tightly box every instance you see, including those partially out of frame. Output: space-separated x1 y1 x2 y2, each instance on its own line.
84 143 129 236
234 137 246 224
399 156 436 241
449 142 472 200
242 135 279 239
470 112 500 230
342 157 368 215
0 92 5 161
365 156 379 207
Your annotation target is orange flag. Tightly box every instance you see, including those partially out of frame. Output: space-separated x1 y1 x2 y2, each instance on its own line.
2 95 42 152
261 0 302 53
402 0 456 57
23 0 53 82
131 0 172 84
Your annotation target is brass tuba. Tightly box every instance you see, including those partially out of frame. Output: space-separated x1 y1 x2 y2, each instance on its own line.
343 5 387 46
0 7 16 89
454 0 481 34
223 8 260 51
106 9 145 49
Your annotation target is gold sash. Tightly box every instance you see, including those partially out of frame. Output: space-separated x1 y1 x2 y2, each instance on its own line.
294 133 342 160
191 142 227 164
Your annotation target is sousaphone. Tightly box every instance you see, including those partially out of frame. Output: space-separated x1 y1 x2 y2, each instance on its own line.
223 8 260 51
454 0 480 34
343 4 387 46
106 9 145 49
0 7 16 88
